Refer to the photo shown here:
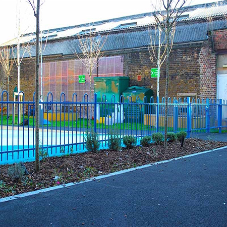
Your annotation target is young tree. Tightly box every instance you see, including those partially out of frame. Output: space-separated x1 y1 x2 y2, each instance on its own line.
148 21 175 99
152 0 189 148
28 0 41 172
0 46 14 93
73 28 107 100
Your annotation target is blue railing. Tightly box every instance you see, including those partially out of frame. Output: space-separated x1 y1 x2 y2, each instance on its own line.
0 91 227 165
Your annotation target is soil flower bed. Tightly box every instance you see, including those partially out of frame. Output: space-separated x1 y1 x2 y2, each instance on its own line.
1 138 227 198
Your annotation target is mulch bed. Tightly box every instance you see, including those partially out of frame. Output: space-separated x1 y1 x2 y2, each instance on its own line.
1 138 227 198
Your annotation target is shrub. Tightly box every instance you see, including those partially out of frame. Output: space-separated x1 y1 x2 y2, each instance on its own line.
39 147 48 161
152 132 164 145
176 131 187 147
108 131 121 151
123 136 136 149
167 132 177 142
85 131 100 152
8 163 27 182
140 136 152 147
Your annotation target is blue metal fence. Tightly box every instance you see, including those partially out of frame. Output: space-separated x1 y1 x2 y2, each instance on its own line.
0 91 226 165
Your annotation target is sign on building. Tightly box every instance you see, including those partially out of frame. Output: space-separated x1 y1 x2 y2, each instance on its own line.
79 75 86 83
151 68 160 78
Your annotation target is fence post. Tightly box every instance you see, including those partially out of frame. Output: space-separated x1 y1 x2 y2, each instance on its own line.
187 97 191 138
218 99 222 134
206 98 210 133
174 99 178 133
94 93 97 133
39 99 44 126
156 96 159 133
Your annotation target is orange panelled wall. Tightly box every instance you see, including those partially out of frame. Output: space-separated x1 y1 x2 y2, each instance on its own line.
41 56 123 101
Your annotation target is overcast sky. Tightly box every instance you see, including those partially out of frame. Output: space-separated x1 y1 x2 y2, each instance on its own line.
0 0 222 45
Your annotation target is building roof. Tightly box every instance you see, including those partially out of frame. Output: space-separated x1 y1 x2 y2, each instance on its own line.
2 1 227 57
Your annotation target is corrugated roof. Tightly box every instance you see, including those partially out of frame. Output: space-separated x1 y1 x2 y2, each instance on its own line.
2 1 227 56
23 19 223 58
189 4 227 20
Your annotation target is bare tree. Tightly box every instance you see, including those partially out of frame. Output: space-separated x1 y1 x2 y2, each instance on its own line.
148 21 176 98
27 0 40 172
74 28 107 100
152 0 189 148
0 46 14 93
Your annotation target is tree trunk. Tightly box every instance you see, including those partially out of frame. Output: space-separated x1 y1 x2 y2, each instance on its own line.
7 75 9 93
164 0 170 149
35 0 40 172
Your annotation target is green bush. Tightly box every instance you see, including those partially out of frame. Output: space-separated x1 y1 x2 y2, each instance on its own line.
176 131 187 147
85 131 100 152
167 132 177 142
140 136 152 147
108 131 121 151
176 131 187 141
123 136 136 149
152 132 164 145
8 163 27 182
39 147 48 161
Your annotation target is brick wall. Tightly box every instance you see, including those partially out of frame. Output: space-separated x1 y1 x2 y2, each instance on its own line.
198 41 217 99
0 40 220 101
213 30 227 51
0 59 36 101
123 45 201 99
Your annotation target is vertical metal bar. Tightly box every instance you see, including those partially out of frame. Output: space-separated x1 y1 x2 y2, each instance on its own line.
120 96 123 144
156 96 159 133
64 99 66 152
51 99 53 155
140 102 142 139
206 98 210 133
32 93 35 158
12 96 15 159
94 93 97 133
0 91 3 159
17 92 20 158
218 99 222 134
6 92 9 160
79 100 82 151
174 99 178 133
28 101 30 158
68 100 70 153
22 94 25 158
187 97 191 138
74 94 78 152
55 101 58 154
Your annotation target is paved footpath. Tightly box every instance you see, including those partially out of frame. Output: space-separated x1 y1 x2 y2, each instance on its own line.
1 142 227 226
191 132 227 142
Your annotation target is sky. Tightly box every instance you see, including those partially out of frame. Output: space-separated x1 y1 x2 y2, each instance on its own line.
0 0 222 45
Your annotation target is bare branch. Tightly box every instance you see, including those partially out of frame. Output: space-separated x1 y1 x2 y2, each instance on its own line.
0 46 15 92
27 0 36 15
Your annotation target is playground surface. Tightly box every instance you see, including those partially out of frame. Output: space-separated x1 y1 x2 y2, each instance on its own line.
0 126 90 164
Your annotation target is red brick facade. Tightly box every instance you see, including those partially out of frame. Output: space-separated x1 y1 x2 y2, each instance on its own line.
199 43 217 99
214 30 227 51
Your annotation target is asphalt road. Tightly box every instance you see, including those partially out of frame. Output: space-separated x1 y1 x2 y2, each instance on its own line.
1 147 227 227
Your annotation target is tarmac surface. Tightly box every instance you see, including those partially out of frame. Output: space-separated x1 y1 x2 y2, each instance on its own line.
0 133 227 227
191 132 227 142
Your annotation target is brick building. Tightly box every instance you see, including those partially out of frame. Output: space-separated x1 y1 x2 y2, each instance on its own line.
0 1 227 102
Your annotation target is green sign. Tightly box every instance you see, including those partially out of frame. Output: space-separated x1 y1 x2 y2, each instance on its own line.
79 75 86 83
151 68 160 78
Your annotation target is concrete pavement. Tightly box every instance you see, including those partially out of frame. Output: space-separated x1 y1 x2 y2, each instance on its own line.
191 132 227 142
